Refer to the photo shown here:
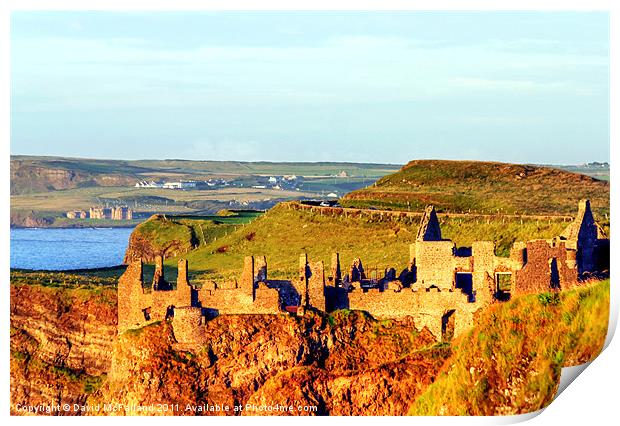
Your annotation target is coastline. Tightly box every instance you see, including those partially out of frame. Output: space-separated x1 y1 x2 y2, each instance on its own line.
10 223 138 230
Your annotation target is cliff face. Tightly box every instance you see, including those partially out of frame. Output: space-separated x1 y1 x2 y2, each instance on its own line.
10 284 117 415
92 312 443 416
11 279 609 416
10 161 135 195
10 210 54 228
10 281 444 416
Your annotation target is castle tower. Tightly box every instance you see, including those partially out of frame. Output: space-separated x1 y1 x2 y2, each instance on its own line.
416 205 442 241
176 258 193 306
331 252 341 286
560 199 599 274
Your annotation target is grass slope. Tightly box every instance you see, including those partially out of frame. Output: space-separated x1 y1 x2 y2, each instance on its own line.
409 280 610 415
342 160 609 217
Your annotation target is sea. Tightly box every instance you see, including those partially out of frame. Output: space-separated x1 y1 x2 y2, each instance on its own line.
10 227 134 270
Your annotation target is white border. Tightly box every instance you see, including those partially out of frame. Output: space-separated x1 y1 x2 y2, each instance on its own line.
2 1 617 424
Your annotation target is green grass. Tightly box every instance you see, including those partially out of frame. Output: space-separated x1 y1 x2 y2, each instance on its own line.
130 212 263 262
51 217 141 228
10 268 122 288
408 280 610 416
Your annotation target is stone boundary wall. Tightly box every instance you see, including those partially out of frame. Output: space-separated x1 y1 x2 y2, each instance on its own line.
287 201 574 222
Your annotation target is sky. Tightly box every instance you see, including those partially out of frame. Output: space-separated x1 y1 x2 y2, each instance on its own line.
10 11 610 164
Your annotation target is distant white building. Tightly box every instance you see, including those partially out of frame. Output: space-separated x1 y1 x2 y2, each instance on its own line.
135 180 163 188
162 181 197 189
327 192 339 198
268 176 277 184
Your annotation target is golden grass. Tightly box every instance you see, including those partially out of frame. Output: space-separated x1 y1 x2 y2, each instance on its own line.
408 280 610 416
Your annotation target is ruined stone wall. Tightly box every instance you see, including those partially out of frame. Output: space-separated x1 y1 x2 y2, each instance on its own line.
152 255 171 290
240 256 254 297
514 240 578 296
199 288 244 312
117 261 149 332
347 288 476 340
192 255 279 316
255 256 267 283
253 283 282 314
349 258 365 282
413 241 457 290
307 261 326 311
117 258 196 333
172 307 206 346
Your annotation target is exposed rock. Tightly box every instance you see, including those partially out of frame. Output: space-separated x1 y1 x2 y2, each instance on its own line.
10 283 117 415
92 311 440 416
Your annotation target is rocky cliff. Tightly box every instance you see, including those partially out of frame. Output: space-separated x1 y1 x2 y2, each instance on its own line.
10 279 609 416
10 161 134 195
10 283 117 415
92 311 443 416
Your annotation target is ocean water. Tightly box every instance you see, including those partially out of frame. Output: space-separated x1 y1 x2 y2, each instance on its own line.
10 227 134 270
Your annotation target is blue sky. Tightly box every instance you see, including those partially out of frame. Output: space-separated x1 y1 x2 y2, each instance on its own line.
10 11 609 164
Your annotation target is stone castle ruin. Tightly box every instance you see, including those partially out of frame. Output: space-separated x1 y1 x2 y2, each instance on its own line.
117 200 609 345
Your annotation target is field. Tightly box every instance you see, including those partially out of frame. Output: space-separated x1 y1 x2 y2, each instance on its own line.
10 185 315 214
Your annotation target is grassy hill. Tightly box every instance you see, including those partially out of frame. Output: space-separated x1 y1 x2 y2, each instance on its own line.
341 160 610 217
124 211 263 263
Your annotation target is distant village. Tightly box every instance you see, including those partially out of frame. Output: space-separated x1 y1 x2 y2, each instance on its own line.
134 175 304 191
64 171 351 221
133 171 350 198
66 206 133 221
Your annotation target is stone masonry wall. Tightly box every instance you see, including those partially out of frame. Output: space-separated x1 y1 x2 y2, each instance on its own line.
413 241 457 290
514 240 578 296
347 288 476 340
